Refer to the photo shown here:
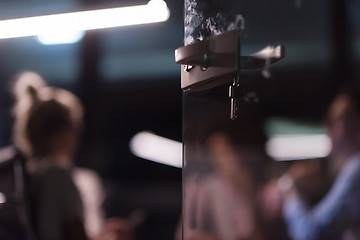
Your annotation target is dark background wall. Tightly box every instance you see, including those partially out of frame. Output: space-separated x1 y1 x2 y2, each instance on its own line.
0 0 359 239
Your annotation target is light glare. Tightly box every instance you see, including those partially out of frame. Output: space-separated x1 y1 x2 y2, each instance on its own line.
37 31 85 45
0 192 6 204
252 45 282 59
266 134 331 161
130 131 182 168
0 0 170 40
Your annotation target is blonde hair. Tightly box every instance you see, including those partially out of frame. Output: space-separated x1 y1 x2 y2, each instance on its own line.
12 71 83 158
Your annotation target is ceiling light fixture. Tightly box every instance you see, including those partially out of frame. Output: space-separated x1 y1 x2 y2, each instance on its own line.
0 0 170 40
130 131 182 168
266 134 331 161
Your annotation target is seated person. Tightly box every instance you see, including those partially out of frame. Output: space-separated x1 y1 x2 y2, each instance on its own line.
283 88 360 240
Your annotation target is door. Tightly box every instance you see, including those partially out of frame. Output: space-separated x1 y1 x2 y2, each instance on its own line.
179 0 360 239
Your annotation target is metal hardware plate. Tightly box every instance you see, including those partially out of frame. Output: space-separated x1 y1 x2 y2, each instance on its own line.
175 30 240 91
175 30 285 92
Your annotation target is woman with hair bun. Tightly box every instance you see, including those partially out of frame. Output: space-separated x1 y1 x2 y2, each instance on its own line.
12 71 88 240
12 72 134 240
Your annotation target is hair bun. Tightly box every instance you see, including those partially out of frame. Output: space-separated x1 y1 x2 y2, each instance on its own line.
12 71 47 116
13 71 46 101
26 84 40 104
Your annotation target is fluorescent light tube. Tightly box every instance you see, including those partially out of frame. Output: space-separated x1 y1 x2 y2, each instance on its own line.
0 192 6 204
0 0 170 40
266 134 331 161
130 131 182 168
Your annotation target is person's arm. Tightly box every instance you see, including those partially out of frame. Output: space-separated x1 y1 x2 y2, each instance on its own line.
72 168 105 238
284 157 360 240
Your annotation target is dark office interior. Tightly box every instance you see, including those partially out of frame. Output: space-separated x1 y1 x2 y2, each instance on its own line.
0 0 360 239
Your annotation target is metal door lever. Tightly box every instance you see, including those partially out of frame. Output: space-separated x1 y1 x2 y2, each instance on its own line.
175 30 285 91
175 29 285 119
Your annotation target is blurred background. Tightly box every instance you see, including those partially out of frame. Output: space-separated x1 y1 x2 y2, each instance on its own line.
0 0 359 239
0 0 183 239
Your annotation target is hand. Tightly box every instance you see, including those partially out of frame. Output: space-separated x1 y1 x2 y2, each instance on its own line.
188 232 220 240
259 179 284 220
99 218 134 240
288 159 331 206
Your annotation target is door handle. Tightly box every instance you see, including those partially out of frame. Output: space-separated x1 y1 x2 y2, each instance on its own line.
175 30 285 91
175 29 285 119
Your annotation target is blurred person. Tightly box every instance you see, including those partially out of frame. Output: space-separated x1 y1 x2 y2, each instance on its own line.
198 131 262 240
177 118 213 240
11 71 133 240
12 72 87 240
283 87 360 240
178 101 288 240
180 130 263 240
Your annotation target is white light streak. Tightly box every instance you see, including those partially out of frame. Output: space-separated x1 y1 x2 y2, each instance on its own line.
0 192 6 204
266 134 331 161
37 30 85 45
252 45 282 59
0 0 170 40
130 131 182 168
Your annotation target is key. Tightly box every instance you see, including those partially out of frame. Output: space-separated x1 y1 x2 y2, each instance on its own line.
229 77 242 120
